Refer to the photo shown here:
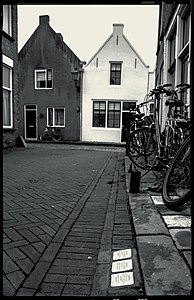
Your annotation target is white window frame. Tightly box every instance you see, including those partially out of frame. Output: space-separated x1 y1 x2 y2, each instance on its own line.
3 5 12 36
92 100 122 129
35 69 53 89
2 55 13 129
47 107 65 127
109 62 123 86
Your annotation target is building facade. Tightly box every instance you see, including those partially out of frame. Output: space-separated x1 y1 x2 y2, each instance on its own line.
18 15 82 141
81 24 150 144
2 4 19 148
155 1 191 130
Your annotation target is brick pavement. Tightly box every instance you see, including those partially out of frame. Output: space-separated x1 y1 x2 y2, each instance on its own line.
3 143 143 296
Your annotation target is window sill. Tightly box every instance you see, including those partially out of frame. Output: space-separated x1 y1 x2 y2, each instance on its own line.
3 128 16 132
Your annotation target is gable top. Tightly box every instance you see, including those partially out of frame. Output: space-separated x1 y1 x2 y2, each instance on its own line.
19 15 81 66
86 23 149 68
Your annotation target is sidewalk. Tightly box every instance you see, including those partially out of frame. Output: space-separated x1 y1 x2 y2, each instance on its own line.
125 156 192 295
3 143 191 296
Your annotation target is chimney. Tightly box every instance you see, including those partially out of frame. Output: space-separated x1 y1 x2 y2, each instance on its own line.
39 15 50 25
113 23 124 35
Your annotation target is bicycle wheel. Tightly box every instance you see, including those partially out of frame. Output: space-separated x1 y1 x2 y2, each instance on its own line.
162 135 191 208
52 130 61 142
163 125 182 159
126 127 157 170
42 130 49 140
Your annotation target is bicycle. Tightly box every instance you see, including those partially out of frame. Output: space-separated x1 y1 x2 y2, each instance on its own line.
41 126 62 142
128 101 153 133
162 133 191 208
126 83 190 171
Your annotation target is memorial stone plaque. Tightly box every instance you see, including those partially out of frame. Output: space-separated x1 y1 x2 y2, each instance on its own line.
111 271 134 287
113 248 132 261
112 258 133 273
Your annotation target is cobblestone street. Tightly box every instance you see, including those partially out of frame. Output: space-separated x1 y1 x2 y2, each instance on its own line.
3 143 144 296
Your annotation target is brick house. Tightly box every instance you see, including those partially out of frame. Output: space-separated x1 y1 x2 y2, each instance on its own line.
18 15 82 141
155 1 191 130
2 4 19 148
81 24 150 144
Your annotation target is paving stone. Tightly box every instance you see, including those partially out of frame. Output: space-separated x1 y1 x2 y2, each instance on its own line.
16 288 36 296
23 262 50 289
136 235 191 295
18 228 40 243
16 257 34 275
7 270 25 289
62 284 91 296
19 244 41 263
163 215 191 228
32 241 46 253
40 242 61 262
128 194 169 235
6 247 26 261
38 282 64 295
3 239 29 250
169 228 191 250
49 265 94 275
3 275 16 296
3 228 24 241
182 251 192 269
44 273 68 283
3 252 19 274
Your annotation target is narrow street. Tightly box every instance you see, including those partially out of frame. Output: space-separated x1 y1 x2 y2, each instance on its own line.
3 143 144 296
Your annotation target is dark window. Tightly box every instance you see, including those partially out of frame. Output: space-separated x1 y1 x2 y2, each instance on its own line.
182 13 189 48
123 102 136 111
93 101 106 127
169 30 176 67
107 102 121 128
110 63 122 85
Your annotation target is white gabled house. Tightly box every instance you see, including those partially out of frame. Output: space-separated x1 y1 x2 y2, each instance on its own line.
81 23 151 144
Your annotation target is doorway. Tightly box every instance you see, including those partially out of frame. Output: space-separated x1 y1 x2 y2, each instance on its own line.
121 111 134 142
24 104 37 140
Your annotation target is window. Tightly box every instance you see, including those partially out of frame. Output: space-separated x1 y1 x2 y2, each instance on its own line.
169 30 176 67
47 108 65 127
3 5 12 36
3 65 12 128
110 63 122 85
123 102 136 111
35 69 53 89
108 102 121 128
168 29 176 88
93 101 106 127
182 12 189 48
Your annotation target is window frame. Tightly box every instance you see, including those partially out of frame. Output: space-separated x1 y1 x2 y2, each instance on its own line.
92 100 122 129
47 107 65 127
107 101 121 128
35 69 53 90
92 101 106 128
3 63 13 129
3 5 12 37
109 62 122 86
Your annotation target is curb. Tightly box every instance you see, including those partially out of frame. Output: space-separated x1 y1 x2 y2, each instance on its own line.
125 156 192 296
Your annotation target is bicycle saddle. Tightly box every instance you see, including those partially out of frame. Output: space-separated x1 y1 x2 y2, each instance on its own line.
165 99 184 107
135 113 145 119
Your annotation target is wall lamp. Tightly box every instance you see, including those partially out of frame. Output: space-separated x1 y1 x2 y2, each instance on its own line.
71 69 80 90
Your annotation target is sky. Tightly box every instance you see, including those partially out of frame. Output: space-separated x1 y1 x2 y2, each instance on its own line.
18 4 159 71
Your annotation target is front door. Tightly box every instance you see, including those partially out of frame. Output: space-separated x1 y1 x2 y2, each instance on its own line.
121 112 134 142
24 105 37 139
